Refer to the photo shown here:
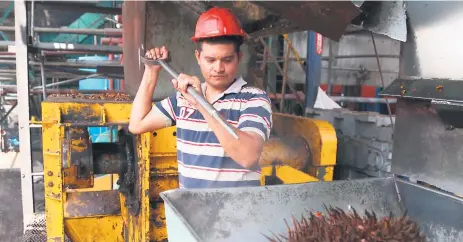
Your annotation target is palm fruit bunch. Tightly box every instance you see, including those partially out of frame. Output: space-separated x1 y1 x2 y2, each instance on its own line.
264 205 426 242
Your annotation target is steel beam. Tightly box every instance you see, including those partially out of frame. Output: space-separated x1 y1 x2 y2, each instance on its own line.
305 31 322 111
0 59 122 68
32 74 102 89
34 27 122 36
32 42 123 54
15 0 34 232
37 2 122 15
0 41 15 47
329 96 397 104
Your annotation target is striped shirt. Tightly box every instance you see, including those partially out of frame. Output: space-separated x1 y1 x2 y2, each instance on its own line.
152 76 273 189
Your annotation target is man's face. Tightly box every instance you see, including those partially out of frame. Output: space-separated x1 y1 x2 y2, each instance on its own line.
195 41 242 91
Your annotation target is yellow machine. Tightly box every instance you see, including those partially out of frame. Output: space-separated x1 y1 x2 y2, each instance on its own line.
40 94 337 241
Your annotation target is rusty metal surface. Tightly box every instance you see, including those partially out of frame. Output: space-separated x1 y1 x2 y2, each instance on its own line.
122 1 146 98
47 92 132 102
389 98 463 196
179 1 361 41
63 127 94 189
59 105 101 123
250 1 361 41
258 136 310 170
117 129 141 216
92 143 122 174
64 190 121 218
380 77 463 102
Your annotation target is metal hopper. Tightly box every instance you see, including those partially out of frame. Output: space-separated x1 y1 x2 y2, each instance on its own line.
161 177 463 242
160 1 463 241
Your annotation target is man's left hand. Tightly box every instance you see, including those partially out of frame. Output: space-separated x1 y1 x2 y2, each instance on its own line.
172 74 203 107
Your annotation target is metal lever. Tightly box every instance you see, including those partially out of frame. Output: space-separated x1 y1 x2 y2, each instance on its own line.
140 55 239 139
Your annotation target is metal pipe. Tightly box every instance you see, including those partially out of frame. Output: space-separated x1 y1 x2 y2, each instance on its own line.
0 41 15 47
41 50 106 55
280 42 290 111
269 92 397 104
255 54 400 62
101 37 123 45
327 40 333 95
36 2 122 15
0 59 122 68
0 26 14 32
32 74 102 89
30 0 35 37
39 53 46 99
32 42 123 54
0 87 122 95
32 27 122 36
0 69 16 73
108 54 114 90
321 66 398 74
329 96 397 104
321 54 400 60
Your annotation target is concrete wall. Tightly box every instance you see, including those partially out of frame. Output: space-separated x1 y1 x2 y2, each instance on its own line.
285 31 400 87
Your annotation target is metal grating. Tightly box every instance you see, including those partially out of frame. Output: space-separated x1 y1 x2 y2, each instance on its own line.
22 213 71 242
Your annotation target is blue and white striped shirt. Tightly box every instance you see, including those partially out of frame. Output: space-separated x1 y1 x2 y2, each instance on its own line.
152 76 273 189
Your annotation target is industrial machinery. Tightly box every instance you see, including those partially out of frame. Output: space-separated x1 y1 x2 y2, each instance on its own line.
26 1 463 242
36 92 336 241
159 1 463 242
23 1 352 240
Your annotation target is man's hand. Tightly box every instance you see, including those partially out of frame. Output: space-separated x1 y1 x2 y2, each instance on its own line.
172 74 203 106
129 45 173 135
144 46 169 73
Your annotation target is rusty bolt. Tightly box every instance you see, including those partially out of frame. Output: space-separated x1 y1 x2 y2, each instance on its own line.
47 171 53 176
48 182 54 187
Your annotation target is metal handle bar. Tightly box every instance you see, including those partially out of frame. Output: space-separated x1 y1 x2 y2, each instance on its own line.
140 55 239 139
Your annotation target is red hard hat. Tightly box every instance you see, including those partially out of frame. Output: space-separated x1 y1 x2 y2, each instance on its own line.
191 7 247 42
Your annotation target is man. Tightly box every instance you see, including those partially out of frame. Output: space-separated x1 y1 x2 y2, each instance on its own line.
128 7 272 189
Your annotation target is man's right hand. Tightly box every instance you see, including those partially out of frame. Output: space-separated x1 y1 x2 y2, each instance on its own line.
144 46 169 72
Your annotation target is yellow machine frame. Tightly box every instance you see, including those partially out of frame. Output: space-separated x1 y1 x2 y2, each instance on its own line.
41 98 337 242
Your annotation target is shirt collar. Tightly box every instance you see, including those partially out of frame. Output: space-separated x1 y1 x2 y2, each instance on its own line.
201 76 247 103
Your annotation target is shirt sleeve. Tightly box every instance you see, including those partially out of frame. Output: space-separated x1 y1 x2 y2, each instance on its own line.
237 93 273 141
152 92 178 127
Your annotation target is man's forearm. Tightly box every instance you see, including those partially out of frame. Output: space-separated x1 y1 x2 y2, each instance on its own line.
196 105 263 169
129 69 159 129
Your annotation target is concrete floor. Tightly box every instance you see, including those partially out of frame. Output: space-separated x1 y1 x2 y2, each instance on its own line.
0 152 45 242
